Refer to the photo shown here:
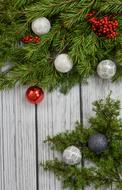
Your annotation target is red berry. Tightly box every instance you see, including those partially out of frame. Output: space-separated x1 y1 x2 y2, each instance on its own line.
104 16 109 22
33 36 41 43
89 17 97 23
114 20 119 27
86 11 96 18
27 36 33 43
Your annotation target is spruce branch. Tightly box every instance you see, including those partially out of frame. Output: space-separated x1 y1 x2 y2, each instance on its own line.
43 95 122 189
0 0 122 92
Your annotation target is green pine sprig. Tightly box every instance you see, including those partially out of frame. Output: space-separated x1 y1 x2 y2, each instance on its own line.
42 95 122 190
0 0 122 92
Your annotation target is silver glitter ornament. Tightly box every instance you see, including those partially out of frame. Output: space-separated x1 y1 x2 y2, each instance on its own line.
97 60 116 79
31 17 51 35
88 133 108 154
63 146 81 165
54 54 73 73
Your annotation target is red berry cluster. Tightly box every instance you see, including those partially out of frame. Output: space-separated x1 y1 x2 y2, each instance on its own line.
21 35 41 44
88 16 119 39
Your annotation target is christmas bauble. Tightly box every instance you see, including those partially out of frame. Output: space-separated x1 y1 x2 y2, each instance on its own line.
63 146 81 165
54 54 73 73
97 60 116 79
26 86 44 104
31 17 51 35
88 133 108 154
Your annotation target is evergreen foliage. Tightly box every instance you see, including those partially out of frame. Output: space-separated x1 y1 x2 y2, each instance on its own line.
0 0 122 93
42 95 122 189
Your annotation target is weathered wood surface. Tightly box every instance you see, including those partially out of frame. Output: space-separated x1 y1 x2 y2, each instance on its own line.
0 87 37 190
0 76 122 190
38 86 80 190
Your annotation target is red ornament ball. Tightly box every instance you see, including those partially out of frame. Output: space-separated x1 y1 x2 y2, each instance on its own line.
26 86 44 104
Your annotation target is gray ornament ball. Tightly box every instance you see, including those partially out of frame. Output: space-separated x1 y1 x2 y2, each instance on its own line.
88 133 108 154
63 146 81 165
97 60 116 79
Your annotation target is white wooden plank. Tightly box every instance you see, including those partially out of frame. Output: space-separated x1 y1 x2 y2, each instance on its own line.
81 76 122 190
0 93 4 190
0 87 37 190
37 86 80 190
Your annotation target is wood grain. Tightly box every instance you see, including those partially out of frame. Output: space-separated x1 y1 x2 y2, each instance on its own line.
81 76 122 128
1 76 122 190
0 87 37 190
37 86 80 190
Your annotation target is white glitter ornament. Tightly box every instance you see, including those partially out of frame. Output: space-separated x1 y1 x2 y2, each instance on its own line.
31 17 51 35
63 146 81 165
54 54 73 73
97 60 116 79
